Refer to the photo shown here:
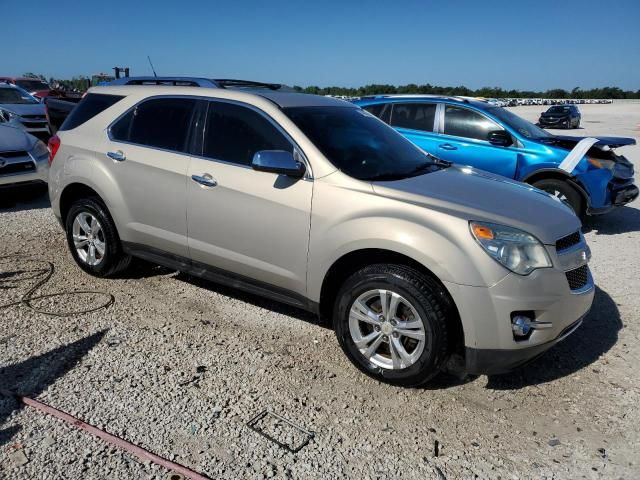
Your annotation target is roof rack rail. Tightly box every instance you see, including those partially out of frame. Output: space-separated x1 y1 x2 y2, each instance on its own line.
213 79 282 90
366 94 470 103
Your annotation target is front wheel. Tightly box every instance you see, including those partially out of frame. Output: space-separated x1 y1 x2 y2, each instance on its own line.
532 178 585 219
333 264 451 387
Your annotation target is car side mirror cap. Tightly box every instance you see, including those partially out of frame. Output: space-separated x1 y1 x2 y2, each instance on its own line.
487 130 513 147
252 150 306 178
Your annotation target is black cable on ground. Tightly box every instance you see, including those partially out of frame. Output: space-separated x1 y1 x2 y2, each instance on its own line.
0 254 114 316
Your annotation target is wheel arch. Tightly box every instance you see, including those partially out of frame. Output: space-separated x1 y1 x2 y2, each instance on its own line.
59 183 105 224
318 248 464 351
522 169 590 207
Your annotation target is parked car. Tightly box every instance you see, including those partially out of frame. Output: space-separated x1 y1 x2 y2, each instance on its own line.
0 124 49 189
0 84 50 141
353 95 637 217
538 105 581 129
0 77 56 99
47 85 594 386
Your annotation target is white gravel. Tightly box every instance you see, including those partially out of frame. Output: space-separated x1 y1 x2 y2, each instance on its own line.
1 103 639 479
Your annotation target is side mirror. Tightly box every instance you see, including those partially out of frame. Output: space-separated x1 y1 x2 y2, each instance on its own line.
252 150 306 178
487 130 513 147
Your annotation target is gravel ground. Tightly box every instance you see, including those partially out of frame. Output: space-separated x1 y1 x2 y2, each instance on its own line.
1 103 639 479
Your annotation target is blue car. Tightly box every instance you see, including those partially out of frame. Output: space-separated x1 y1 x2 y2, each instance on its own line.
353 95 638 217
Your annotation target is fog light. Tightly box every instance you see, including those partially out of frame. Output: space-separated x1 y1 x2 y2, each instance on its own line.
512 315 532 338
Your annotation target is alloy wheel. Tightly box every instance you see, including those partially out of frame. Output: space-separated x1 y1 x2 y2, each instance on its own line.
348 289 426 370
72 212 106 266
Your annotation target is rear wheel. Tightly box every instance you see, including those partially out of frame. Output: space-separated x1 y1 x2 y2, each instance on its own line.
65 197 131 277
532 178 584 218
333 264 451 387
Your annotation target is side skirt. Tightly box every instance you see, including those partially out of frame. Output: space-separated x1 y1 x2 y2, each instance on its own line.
121 242 319 314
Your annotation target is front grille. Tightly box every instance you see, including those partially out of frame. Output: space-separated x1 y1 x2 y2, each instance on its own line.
0 150 29 159
0 161 36 176
556 231 581 251
21 115 46 120
566 265 589 290
21 121 48 129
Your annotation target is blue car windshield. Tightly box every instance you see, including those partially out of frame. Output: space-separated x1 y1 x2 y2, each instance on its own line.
284 106 444 181
487 107 551 139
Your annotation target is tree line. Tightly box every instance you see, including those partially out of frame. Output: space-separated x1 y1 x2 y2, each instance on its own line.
293 84 640 99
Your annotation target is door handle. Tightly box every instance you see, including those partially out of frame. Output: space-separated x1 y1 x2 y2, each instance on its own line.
107 150 126 162
439 144 457 151
191 174 217 188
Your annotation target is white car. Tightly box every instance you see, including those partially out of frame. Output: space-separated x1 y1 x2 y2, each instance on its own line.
0 124 49 189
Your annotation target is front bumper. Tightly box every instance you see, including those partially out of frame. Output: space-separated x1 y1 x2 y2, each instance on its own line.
538 117 570 128
0 153 49 187
465 315 585 375
443 237 594 375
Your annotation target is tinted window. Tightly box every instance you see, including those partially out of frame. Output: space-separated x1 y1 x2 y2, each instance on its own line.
390 103 436 132
284 106 442 181
203 101 291 166
488 107 550 139
443 106 502 141
15 79 50 91
111 97 197 152
0 87 39 105
61 94 124 131
362 103 391 123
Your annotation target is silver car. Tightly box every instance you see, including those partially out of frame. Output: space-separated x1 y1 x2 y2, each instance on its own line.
0 83 50 140
0 124 49 189
47 85 594 386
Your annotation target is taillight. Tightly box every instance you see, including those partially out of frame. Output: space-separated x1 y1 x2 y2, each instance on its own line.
48 134 61 165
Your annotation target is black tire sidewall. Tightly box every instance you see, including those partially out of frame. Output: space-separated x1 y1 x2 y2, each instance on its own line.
65 198 123 277
533 179 584 218
334 266 448 387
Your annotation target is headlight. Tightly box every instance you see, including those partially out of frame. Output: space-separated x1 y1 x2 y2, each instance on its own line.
587 157 615 170
0 109 18 122
470 221 552 275
31 140 49 159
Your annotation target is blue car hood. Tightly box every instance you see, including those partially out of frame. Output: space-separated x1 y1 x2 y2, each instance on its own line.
543 135 636 149
0 103 46 116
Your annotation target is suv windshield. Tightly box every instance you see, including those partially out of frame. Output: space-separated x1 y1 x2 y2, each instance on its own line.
0 87 39 105
548 106 571 113
487 107 551 139
284 106 444 180
15 79 49 91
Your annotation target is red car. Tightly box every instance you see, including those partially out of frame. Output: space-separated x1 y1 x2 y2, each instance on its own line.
0 77 57 99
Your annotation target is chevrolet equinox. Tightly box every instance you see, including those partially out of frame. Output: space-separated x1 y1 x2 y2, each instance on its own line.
48 86 594 386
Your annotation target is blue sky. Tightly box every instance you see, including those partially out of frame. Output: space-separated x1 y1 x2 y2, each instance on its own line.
5 0 639 90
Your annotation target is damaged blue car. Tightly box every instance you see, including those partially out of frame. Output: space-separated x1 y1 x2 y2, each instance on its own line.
353 95 638 218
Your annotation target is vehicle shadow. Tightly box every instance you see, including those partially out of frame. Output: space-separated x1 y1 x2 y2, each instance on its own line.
173 272 329 329
485 285 621 390
0 329 107 447
0 185 50 212
583 205 640 235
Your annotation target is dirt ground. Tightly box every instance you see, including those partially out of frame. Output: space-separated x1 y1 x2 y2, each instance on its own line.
1 103 639 479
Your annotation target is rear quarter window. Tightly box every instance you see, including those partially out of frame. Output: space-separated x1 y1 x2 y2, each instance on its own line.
59 94 124 131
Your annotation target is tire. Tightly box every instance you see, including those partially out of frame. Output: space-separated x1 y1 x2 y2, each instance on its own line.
65 197 131 277
333 264 451 387
532 178 585 218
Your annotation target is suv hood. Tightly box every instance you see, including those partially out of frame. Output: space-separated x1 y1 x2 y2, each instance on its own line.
0 103 46 116
539 135 636 149
0 124 35 151
371 166 579 244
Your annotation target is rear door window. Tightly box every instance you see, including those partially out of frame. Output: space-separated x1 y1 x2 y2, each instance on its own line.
202 101 292 166
110 97 198 153
362 103 392 124
59 93 124 131
390 103 437 132
443 106 503 141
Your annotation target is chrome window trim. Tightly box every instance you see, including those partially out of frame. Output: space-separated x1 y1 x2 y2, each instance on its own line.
106 94 313 180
